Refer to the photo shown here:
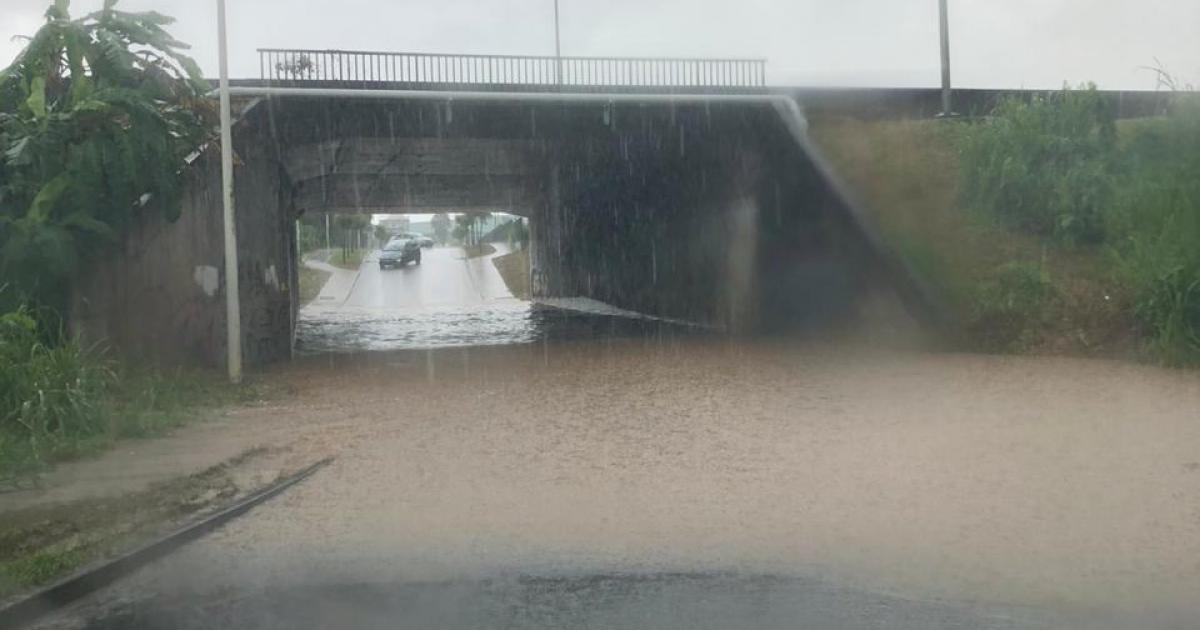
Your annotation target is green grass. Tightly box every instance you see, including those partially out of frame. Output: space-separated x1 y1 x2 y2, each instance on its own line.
492 248 530 299
330 248 367 270
298 265 331 306
809 89 1200 364
0 448 260 597
1 547 86 589
1 307 255 486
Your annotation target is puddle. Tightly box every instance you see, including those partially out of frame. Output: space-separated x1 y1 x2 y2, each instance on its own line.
295 301 703 354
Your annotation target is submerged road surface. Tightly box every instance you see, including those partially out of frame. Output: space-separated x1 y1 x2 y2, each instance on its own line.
297 245 696 353
30 250 1200 629
296 245 535 352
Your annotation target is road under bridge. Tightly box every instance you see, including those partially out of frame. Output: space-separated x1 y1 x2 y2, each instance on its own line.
70 53 937 368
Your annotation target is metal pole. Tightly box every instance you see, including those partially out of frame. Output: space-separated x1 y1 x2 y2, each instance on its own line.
325 213 331 250
217 0 242 383
938 0 953 116
554 0 562 85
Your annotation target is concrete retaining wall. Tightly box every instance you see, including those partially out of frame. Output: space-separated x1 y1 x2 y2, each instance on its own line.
71 104 297 369
529 101 925 334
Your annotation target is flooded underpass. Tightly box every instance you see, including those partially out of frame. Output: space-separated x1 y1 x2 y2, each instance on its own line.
295 301 705 354
31 247 1200 630
294 244 709 355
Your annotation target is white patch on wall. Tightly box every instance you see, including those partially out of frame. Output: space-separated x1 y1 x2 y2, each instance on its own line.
194 265 219 297
264 265 279 290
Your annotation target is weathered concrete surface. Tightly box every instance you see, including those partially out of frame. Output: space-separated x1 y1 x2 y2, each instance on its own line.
71 103 297 367
285 137 544 213
526 100 928 333
267 96 930 336
70 94 931 366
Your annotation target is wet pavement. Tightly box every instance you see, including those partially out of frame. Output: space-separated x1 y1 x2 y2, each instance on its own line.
296 245 702 353
51 573 1049 630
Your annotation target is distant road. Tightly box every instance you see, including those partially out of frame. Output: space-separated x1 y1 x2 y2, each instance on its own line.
343 244 514 309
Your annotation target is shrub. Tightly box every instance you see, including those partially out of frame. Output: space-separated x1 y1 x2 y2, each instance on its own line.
959 85 1117 244
0 305 115 476
0 0 210 314
1134 265 1200 365
968 261 1054 351
1110 99 1200 364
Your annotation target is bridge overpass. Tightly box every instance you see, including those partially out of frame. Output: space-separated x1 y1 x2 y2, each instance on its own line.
71 50 938 368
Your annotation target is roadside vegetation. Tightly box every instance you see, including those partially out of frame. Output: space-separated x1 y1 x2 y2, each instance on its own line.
0 1 230 480
297 265 331 305
330 248 367 269
811 85 1200 364
0 447 271 598
1 301 253 486
462 243 496 259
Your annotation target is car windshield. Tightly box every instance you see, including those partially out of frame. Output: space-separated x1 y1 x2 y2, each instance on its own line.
2 2 1197 629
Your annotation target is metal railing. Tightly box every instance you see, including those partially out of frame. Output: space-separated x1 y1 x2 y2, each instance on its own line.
259 49 766 90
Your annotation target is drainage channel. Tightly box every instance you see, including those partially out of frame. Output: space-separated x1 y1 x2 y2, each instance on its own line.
0 458 335 629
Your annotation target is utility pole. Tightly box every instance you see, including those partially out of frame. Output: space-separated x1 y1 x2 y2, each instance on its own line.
216 0 242 383
554 0 562 85
938 0 953 117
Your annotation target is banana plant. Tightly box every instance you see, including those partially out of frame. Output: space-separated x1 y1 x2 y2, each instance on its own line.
0 0 213 316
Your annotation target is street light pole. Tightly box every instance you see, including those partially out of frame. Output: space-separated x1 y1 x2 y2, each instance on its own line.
217 0 242 383
554 0 562 85
938 0 953 117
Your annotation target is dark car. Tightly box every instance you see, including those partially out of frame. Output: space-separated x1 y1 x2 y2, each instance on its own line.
378 239 421 268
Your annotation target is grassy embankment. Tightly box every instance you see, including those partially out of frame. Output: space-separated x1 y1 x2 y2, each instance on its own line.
809 88 1200 364
298 265 331 305
329 248 368 270
493 249 531 299
0 307 255 485
462 243 497 259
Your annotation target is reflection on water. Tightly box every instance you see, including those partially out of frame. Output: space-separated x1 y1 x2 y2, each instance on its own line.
295 301 702 354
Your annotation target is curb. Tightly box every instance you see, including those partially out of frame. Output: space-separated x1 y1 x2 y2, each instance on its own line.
0 457 334 628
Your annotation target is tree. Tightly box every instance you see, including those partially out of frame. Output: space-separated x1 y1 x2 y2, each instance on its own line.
0 0 211 316
469 211 493 244
333 214 370 252
373 224 390 246
455 211 492 246
431 212 451 245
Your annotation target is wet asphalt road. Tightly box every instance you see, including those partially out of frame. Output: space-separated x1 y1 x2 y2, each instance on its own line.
296 245 698 353
347 245 515 308
28 248 1200 629
51 574 1050 630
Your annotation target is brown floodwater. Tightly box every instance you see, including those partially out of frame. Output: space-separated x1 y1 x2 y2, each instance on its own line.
40 335 1200 629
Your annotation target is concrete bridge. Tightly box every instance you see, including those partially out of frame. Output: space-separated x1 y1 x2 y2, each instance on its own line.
71 50 937 368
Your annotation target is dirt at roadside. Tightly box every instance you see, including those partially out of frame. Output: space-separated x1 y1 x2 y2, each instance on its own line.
0 446 296 604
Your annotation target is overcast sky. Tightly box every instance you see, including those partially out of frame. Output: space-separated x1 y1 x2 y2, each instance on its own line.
1 0 1197 90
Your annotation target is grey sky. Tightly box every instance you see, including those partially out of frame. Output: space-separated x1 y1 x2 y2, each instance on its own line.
2 0 1197 89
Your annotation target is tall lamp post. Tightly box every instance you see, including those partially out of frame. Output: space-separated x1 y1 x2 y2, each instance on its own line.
938 0 953 117
554 0 562 85
217 0 242 383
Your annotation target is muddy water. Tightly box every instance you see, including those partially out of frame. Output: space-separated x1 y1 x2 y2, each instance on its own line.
37 336 1200 630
